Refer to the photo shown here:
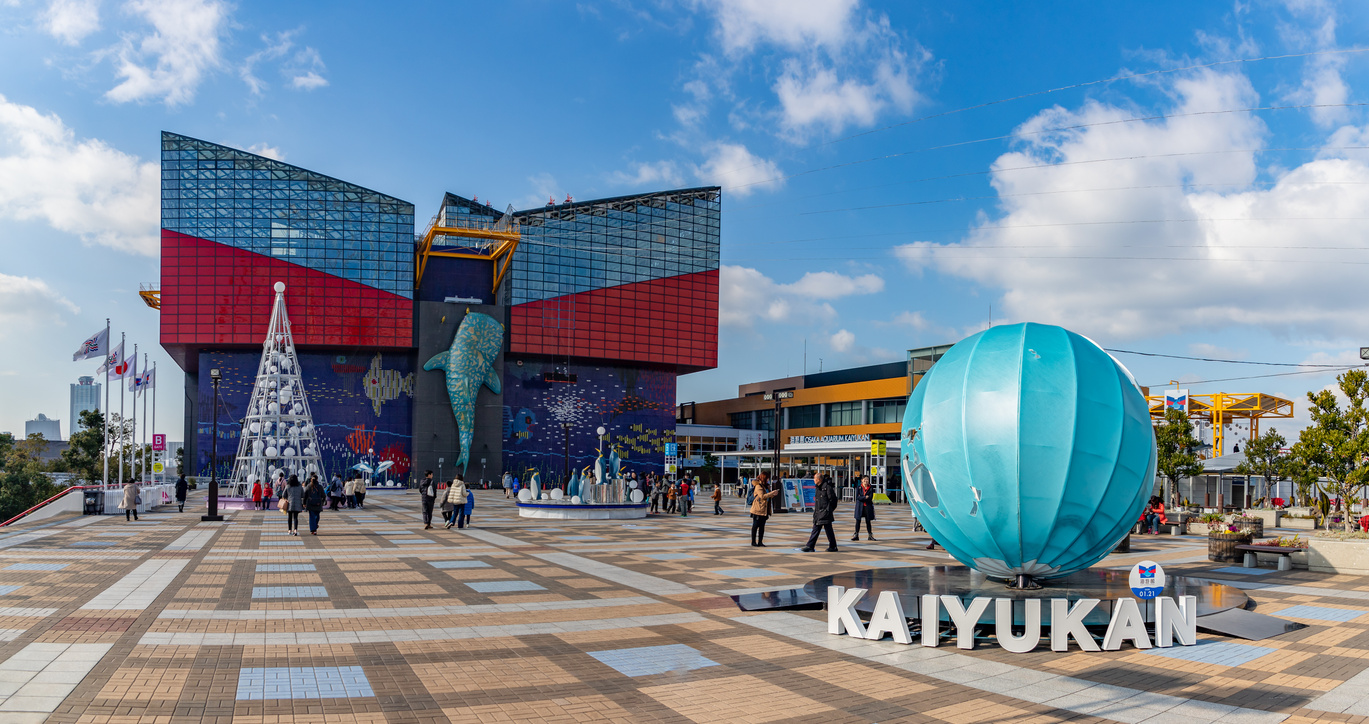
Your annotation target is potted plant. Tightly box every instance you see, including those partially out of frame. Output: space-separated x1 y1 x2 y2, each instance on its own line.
1189 512 1225 535
1232 513 1264 538
1208 525 1254 562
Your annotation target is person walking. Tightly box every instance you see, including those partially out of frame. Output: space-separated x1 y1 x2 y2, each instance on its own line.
303 474 326 535
251 478 263 510
460 486 474 528
712 484 723 515
355 476 367 508
344 475 357 509
328 472 343 511
118 481 140 522
749 472 779 547
273 473 287 506
802 472 839 552
680 478 691 517
503 471 513 499
852 475 877 541
284 475 304 536
666 481 677 514
418 470 438 529
175 474 188 513
444 475 468 529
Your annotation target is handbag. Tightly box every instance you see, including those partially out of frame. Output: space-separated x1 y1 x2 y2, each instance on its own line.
134 494 142 505
278 498 289 512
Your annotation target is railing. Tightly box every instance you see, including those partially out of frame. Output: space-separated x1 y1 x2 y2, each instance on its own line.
0 485 95 527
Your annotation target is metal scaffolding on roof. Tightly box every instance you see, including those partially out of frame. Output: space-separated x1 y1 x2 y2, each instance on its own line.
415 204 520 294
1146 392 1294 458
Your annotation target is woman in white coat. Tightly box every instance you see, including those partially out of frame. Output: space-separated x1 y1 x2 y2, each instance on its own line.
444 475 468 529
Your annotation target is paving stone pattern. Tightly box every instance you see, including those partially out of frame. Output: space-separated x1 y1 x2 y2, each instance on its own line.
1 490 1369 722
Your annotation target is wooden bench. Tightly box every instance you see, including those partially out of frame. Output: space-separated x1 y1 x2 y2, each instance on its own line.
1234 544 1301 571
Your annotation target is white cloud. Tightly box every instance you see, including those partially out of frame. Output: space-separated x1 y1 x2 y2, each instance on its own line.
516 172 564 211
241 30 327 96
611 160 685 189
897 68 1369 342
44 0 101 45
245 142 283 160
695 0 927 140
0 94 159 255
1281 0 1349 128
105 0 229 107
718 265 881 328
694 142 781 196
0 274 79 339
829 328 855 352
704 0 860 54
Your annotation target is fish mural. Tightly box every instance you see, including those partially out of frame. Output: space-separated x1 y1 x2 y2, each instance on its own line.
424 312 504 472
363 353 415 416
512 408 537 443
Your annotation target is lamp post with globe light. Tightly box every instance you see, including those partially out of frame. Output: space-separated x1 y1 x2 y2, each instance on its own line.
202 368 224 522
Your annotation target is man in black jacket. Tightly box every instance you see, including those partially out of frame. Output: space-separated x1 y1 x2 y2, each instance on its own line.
801 472 839 552
418 470 438 530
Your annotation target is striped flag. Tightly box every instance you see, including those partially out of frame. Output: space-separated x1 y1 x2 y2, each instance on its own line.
73 328 108 362
130 367 154 395
99 342 127 380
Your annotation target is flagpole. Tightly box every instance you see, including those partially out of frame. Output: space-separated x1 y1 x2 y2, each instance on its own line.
130 344 138 485
118 333 125 489
151 361 157 485
102 318 109 488
141 352 148 483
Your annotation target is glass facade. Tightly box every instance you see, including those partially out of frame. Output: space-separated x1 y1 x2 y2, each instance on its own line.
869 397 907 425
509 189 720 305
788 404 821 429
161 133 415 298
506 188 721 372
729 411 754 430
827 401 862 427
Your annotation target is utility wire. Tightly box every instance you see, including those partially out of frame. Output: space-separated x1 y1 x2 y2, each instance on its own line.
1144 366 1361 387
1106 349 1347 368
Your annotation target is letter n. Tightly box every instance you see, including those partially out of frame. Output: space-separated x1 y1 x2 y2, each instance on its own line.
1155 595 1196 647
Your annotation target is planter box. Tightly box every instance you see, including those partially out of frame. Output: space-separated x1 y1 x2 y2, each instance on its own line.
1243 509 1283 528
1209 532 1254 562
1283 516 1320 530
1188 522 1228 535
1308 538 1369 575
1235 519 1265 537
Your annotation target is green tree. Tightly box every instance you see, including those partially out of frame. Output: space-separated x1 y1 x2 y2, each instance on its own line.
1154 408 1206 509
175 446 184 476
1291 464 1319 508
58 409 107 483
1235 428 1288 506
1291 369 1369 531
702 452 719 485
0 433 61 523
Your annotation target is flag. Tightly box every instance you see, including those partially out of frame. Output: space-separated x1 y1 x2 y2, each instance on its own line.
99 342 127 380
126 357 140 392
131 368 154 395
73 328 108 362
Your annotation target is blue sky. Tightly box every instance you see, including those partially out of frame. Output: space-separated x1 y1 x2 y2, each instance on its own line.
2 1 1368 453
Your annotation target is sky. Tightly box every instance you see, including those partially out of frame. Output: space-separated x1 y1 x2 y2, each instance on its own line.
2 0 1369 453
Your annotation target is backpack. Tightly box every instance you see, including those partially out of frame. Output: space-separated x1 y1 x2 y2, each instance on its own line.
745 483 755 506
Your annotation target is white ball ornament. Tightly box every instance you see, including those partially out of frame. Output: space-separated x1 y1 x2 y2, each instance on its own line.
283 447 295 457
570 496 581 504
292 404 303 415
265 446 278 458
249 422 261 434
630 490 644 504
518 489 533 502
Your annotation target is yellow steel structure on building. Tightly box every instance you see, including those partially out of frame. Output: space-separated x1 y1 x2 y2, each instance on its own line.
138 284 160 310
1146 392 1294 457
415 208 520 294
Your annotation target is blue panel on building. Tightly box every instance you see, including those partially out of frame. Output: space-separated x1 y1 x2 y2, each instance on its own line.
197 350 415 481
501 360 675 484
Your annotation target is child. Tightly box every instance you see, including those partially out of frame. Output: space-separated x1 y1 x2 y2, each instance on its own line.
712 484 723 515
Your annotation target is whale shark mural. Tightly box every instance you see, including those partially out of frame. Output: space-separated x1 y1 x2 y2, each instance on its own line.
424 312 504 473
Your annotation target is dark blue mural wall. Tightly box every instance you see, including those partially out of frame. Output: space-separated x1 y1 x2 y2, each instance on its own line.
502 360 675 485
196 350 415 482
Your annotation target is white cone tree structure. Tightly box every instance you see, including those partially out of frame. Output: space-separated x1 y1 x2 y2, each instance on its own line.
228 282 326 494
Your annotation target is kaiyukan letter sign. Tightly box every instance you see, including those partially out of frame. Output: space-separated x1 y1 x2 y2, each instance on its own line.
826 586 1197 653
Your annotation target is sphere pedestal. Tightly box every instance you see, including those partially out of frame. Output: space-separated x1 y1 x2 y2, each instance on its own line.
803 566 1249 626
517 501 647 520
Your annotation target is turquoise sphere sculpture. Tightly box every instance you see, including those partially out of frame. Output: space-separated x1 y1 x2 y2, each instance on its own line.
900 323 1156 580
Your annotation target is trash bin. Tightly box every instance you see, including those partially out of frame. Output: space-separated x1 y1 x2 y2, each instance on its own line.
83 488 104 515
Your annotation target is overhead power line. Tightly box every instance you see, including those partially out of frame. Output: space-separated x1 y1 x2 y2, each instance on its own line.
1105 349 1348 368
1143 366 1361 387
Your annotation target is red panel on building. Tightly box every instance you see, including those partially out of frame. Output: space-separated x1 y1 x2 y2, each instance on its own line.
159 230 412 352
509 269 718 372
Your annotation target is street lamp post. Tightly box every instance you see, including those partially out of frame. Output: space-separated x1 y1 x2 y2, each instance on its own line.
202 368 224 522
562 423 571 485
763 390 794 511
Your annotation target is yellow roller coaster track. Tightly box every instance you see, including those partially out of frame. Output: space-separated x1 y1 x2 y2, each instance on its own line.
1146 392 1293 458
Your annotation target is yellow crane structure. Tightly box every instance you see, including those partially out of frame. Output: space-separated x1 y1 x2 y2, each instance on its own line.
1146 392 1293 457
415 205 520 294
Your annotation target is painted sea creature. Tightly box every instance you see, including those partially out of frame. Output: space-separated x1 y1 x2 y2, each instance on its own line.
568 469 580 499
512 408 537 443
363 353 415 416
423 312 504 472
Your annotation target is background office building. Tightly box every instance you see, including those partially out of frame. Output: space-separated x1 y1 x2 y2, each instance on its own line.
25 414 61 441
69 376 101 434
159 133 720 484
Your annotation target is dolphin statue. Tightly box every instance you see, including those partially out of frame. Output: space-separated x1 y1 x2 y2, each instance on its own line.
423 312 504 473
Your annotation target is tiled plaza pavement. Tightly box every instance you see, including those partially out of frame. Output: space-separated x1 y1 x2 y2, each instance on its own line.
0 492 1368 722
